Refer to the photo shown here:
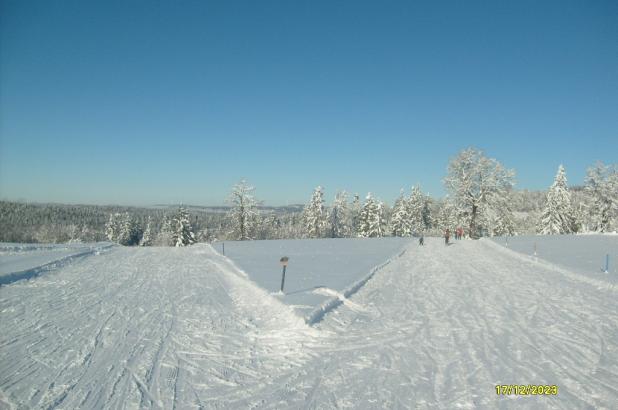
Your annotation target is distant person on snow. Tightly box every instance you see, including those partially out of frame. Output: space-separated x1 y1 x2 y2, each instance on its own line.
445 229 450 245
419 233 424 246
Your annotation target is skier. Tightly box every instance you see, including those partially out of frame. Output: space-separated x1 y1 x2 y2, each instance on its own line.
419 233 424 246
445 229 450 245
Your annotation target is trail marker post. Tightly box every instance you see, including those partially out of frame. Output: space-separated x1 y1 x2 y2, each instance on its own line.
533 242 537 257
280 256 289 292
603 254 609 273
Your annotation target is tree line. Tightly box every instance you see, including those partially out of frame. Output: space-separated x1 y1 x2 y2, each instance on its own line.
1 148 616 245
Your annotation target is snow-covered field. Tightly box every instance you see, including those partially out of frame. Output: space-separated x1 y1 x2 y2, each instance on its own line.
218 238 410 321
1 238 617 409
490 234 618 284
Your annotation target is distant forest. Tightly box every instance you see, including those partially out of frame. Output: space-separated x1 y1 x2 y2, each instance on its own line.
0 201 305 244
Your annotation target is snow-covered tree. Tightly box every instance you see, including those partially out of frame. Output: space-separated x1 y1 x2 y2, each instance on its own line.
573 201 588 233
444 148 515 238
117 212 139 246
79 225 96 242
172 207 196 247
584 162 618 232
140 216 153 246
303 186 328 238
256 214 279 240
437 199 457 232
389 190 411 237
538 165 576 234
105 213 119 242
408 186 425 235
154 215 173 246
358 193 383 238
350 193 362 236
484 197 516 236
67 224 82 243
227 179 259 241
421 196 432 231
196 227 211 242
329 190 350 238
376 200 387 237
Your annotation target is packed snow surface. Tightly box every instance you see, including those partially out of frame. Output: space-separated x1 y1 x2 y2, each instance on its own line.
1 239 617 409
491 234 618 284
217 237 410 320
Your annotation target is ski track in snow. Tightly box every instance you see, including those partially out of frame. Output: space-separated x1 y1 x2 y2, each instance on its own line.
1 240 617 409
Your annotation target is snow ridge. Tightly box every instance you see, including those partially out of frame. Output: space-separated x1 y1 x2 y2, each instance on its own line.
306 248 407 325
0 243 115 286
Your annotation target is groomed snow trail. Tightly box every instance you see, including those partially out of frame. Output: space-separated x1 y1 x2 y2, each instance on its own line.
275 238 618 409
231 238 618 409
1 239 617 409
0 244 321 409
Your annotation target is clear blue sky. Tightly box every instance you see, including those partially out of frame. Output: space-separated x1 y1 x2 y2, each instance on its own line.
1 0 616 206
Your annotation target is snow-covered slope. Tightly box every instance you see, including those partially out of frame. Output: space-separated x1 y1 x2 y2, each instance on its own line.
1 239 617 409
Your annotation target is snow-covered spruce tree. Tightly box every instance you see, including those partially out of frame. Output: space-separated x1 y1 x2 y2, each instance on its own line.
329 190 350 238
172 207 196 247
376 200 387 237
389 190 411 237
444 148 515 239
303 186 328 238
584 162 618 232
408 186 426 235
227 179 259 241
139 216 153 246
358 193 383 238
117 212 139 246
538 165 577 234
571 201 587 233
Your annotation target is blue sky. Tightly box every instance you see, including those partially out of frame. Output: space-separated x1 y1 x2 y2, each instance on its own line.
1 0 616 206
